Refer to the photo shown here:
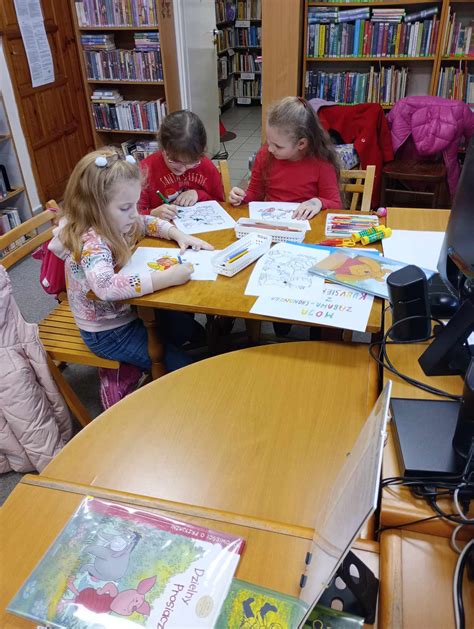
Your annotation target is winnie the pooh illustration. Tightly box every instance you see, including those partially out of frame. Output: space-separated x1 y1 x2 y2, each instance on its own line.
315 252 391 284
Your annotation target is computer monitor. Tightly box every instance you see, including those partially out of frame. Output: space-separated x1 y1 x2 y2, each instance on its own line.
391 136 474 476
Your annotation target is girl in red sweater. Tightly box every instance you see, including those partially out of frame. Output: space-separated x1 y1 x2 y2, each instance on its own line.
139 110 224 219
229 96 342 218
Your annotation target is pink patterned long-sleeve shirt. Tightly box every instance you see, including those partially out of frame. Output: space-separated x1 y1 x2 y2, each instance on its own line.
49 216 172 333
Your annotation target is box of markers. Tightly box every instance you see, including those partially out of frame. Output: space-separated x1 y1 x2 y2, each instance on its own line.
235 217 307 243
212 233 272 277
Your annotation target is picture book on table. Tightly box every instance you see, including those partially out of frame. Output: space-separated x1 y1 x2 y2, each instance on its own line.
7 497 245 628
308 246 435 299
216 579 308 628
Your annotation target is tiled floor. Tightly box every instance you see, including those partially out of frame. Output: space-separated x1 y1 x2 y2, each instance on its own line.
220 104 262 185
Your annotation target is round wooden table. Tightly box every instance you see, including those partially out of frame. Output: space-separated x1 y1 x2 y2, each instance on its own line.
44 341 378 533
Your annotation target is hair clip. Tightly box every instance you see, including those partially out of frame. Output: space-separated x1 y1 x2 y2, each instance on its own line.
124 155 136 164
95 156 108 167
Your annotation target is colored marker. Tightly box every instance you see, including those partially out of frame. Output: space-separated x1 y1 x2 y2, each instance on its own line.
156 190 170 204
177 255 183 264
226 249 249 264
224 247 247 262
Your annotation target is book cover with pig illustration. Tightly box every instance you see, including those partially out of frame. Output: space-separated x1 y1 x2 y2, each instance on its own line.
7 497 245 628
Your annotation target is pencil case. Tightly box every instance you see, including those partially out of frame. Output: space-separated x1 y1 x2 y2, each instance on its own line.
234 217 306 243
212 233 272 277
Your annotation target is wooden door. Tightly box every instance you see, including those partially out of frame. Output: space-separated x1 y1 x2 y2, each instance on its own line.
0 1 94 203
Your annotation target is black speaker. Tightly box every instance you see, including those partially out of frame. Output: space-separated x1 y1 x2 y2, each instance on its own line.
387 265 431 341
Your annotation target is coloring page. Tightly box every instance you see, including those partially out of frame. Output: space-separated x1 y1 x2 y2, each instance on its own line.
119 247 219 281
172 200 236 234
245 242 328 298
249 202 311 230
250 285 374 332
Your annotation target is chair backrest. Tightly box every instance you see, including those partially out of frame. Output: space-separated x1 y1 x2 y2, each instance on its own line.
0 200 59 270
340 165 376 212
215 159 232 200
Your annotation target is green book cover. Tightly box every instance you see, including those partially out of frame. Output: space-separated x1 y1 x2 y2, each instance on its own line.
215 578 308 628
303 604 364 628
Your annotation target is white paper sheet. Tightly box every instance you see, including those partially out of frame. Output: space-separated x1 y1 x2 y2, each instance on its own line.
13 0 55 88
119 247 219 281
249 202 311 230
172 201 235 234
382 230 445 272
250 284 374 332
245 242 328 298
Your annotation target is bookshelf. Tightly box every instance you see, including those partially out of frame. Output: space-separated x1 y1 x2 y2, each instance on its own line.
301 0 473 108
215 0 237 111
234 1 262 105
0 92 32 251
70 0 181 149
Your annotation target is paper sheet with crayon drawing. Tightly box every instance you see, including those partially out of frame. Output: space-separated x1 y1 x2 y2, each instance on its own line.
119 247 219 281
173 200 235 234
249 201 311 230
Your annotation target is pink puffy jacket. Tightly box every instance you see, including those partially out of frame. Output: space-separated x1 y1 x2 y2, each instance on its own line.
387 96 474 197
0 266 73 473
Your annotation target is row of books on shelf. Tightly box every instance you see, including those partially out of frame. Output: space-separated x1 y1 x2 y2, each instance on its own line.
0 208 25 256
215 0 237 24
236 0 261 20
121 138 159 160
443 11 474 56
232 51 261 72
437 68 474 104
307 17 439 58
82 31 161 52
305 66 408 106
217 28 235 52
92 96 166 132
235 24 261 46
235 76 261 97
75 0 159 27
84 49 163 82
308 5 438 24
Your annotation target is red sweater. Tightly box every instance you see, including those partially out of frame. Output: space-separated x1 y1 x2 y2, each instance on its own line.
138 151 224 214
243 145 342 209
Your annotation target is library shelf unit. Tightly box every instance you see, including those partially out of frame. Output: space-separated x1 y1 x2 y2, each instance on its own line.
69 0 181 149
0 92 32 247
302 0 470 108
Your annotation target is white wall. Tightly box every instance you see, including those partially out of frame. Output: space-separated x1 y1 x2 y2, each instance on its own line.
0 38 41 212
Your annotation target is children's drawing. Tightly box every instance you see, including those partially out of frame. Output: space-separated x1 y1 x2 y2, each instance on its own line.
119 247 219 281
245 242 327 299
172 200 235 234
147 255 179 271
248 202 311 231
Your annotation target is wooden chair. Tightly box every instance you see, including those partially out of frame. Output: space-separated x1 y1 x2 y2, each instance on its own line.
215 159 232 200
0 201 119 428
381 158 446 208
340 165 376 212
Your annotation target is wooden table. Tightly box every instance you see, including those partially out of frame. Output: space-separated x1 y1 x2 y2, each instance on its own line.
379 529 474 629
381 207 472 538
1 341 380 627
42 341 378 534
127 205 383 378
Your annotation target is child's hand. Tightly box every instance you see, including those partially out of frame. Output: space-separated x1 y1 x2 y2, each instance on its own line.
293 198 322 220
151 262 193 291
151 204 177 221
176 234 214 254
229 186 246 206
175 190 198 206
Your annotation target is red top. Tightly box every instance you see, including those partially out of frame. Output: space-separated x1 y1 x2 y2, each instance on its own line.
243 145 342 209
138 151 224 214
